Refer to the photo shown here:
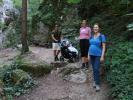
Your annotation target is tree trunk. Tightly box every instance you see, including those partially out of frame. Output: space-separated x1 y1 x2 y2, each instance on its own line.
21 0 29 54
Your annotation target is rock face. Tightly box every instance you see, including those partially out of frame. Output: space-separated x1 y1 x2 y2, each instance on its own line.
18 52 53 77
0 0 19 48
68 70 87 83
59 63 88 83
0 0 13 23
32 22 50 47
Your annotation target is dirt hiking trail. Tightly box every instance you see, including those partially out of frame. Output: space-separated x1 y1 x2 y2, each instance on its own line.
0 47 110 100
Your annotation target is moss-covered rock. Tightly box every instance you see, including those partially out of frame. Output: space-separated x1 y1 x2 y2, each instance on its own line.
1 64 35 97
17 53 53 77
19 63 53 77
12 69 31 85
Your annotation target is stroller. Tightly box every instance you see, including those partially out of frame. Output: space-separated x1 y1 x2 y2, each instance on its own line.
59 39 79 62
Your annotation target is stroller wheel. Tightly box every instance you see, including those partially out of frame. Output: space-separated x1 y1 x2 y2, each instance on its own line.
68 58 74 63
75 55 80 62
60 56 64 62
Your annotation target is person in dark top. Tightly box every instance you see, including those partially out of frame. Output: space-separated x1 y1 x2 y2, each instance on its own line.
51 25 61 61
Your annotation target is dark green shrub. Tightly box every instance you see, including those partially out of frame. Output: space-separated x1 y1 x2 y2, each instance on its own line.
105 42 133 100
0 60 36 98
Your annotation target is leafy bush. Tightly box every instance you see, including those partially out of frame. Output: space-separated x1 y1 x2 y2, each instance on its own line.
67 0 80 3
0 61 36 98
13 0 22 9
105 42 133 100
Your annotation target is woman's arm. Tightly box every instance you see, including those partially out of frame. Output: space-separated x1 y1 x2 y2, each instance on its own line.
89 27 91 37
88 53 90 62
100 43 106 62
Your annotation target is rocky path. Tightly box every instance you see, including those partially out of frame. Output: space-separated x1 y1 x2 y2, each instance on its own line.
1 47 110 100
16 46 110 100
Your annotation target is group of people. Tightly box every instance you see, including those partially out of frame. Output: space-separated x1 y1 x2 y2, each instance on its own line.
79 20 106 92
51 20 106 92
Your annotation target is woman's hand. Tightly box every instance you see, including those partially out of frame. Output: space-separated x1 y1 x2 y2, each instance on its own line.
100 56 105 63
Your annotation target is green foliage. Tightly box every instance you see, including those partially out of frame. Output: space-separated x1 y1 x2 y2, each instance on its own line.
28 0 42 17
126 13 133 31
28 0 42 43
57 6 81 50
0 0 3 5
36 0 76 28
12 0 42 44
78 0 133 19
1 0 133 99
37 1 59 28
105 42 133 100
0 60 36 98
127 23 133 31
61 8 80 37
67 0 80 3
30 0 83 48
88 4 133 99
0 22 5 29
13 0 22 8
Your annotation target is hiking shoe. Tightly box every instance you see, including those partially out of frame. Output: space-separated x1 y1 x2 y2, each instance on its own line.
54 56 59 61
86 62 89 68
56 56 59 61
96 85 100 92
93 82 96 88
81 63 86 69
60 56 64 61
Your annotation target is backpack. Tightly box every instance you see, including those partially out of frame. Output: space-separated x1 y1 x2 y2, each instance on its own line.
99 34 107 53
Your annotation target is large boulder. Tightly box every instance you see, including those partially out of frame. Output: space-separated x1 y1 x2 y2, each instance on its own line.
32 22 50 47
32 34 50 47
18 53 53 77
68 70 87 83
59 63 88 83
